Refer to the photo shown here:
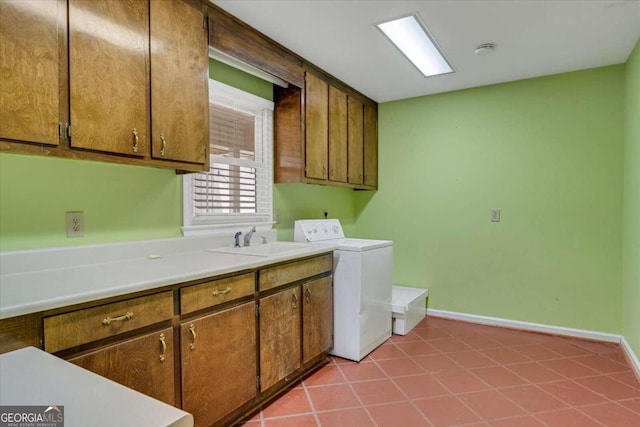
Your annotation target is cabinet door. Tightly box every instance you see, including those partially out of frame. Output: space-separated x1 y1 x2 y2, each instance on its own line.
328 86 347 183
182 302 257 427
260 287 301 391
69 328 175 405
305 73 329 180
364 103 378 187
68 0 149 156
150 0 208 165
348 96 364 185
303 277 333 363
0 0 64 145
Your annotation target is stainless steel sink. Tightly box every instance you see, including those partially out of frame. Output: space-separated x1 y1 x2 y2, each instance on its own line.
207 242 313 257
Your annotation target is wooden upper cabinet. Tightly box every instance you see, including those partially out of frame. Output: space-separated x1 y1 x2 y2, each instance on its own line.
348 96 364 185
68 0 149 156
208 5 304 88
305 73 329 180
150 0 208 165
364 102 378 188
0 0 65 145
328 86 347 183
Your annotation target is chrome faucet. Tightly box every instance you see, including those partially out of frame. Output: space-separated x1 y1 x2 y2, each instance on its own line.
234 231 242 248
243 226 256 247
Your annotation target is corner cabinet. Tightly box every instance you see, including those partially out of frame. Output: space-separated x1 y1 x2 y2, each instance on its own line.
274 71 378 190
0 0 209 172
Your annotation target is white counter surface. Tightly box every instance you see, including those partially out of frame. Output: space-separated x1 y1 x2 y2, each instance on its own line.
0 347 193 427
0 234 336 319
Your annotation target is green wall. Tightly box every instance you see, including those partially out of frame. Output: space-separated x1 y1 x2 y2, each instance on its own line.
273 184 356 240
353 65 626 334
0 52 635 346
0 59 356 251
623 39 640 357
209 58 273 101
0 153 182 251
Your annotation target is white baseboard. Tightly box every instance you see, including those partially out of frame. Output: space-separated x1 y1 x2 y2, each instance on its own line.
426 308 621 343
621 336 640 380
426 308 640 379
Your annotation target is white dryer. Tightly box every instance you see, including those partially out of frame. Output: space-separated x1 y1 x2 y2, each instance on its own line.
294 219 393 361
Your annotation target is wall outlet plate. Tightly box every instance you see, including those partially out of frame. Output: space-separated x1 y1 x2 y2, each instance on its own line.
66 211 84 237
490 208 501 222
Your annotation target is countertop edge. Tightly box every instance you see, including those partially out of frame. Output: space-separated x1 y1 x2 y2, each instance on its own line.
0 243 337 320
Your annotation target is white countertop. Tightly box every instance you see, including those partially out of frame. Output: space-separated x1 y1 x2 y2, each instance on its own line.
0 347 193 427
0 234 336 319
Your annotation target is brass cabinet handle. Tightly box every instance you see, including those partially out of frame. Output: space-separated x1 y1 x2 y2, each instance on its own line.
212 287 232 296
102 312 134 325
132 128 139 153
160 133 166 157
305 287 312 303
189 324 196 350
159 333 167 362
292 290 298 309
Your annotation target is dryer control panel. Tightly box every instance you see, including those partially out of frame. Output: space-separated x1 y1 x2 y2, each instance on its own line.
294 219 345 242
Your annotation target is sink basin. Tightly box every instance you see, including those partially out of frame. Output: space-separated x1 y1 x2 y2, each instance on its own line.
207 242 313 257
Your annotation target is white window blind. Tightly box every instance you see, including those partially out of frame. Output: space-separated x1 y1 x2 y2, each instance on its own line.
183 80 273 233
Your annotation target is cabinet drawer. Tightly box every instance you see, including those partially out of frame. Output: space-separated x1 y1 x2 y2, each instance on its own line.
180 273 255 314
259 254 332 292
44 291 174 353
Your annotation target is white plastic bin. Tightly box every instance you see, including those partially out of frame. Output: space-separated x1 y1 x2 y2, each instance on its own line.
391 285 429 335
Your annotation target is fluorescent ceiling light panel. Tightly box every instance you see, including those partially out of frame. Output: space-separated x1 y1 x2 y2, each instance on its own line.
376 14 453 77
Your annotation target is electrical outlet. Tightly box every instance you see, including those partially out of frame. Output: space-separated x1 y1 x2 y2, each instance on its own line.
274 209 281 224
490 208 501 222
66 211 84 237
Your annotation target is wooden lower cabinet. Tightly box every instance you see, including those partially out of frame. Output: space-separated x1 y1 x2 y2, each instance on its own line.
68 327 175 405
259 287 301 391
19 254 335 427
181 302 257 427
303 277 333 363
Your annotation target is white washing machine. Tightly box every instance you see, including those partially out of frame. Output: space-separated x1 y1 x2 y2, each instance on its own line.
294 219 393 361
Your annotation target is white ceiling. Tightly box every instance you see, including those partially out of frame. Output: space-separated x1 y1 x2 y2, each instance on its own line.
212 0 640 103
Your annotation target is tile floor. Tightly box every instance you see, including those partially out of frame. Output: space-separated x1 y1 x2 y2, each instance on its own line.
242 317 640 427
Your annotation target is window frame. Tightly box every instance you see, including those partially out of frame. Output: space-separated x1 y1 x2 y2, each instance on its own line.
182 80 274 237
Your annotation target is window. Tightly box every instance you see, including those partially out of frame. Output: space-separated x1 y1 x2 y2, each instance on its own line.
182 80 273 235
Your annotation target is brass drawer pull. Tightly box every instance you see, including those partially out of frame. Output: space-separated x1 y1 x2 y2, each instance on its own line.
102 312 134 325
305 287 312 303
212 287 232 296
132 128 139 153
189 324 196 350
292 290 298 309
160 133 166 157
159 333 167 362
